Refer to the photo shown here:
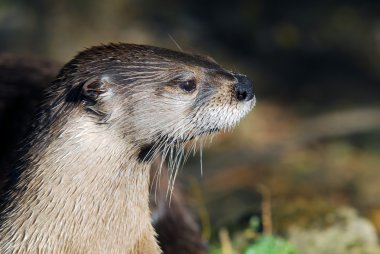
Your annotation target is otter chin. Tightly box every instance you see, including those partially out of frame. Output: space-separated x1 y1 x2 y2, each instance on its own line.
0 43 254 254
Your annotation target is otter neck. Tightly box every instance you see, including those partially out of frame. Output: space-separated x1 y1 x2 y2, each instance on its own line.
0 116 155 253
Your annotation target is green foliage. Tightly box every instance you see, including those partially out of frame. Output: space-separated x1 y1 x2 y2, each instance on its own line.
210 245 223 254
244 236 296 254
211 216 297 254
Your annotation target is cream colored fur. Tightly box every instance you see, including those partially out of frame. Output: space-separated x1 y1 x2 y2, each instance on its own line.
0 116 161 253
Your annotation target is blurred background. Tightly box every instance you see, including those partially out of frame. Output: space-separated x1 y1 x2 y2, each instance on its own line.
1 0 380 253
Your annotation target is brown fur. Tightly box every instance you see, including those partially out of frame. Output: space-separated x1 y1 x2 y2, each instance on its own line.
0 44 254 253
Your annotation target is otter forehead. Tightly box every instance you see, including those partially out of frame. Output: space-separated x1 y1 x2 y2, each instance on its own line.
69 43 225 75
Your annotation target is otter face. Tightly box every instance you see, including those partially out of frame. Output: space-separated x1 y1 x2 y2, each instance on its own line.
62 44 255 161
140 67 255 143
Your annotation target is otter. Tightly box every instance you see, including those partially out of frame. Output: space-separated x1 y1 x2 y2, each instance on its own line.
0 53 208 254
0 43 255 253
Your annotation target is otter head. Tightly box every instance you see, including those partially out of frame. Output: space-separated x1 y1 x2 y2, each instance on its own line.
61 44 255 162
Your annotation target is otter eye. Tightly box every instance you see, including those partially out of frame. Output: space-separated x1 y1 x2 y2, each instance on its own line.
179 80 196 93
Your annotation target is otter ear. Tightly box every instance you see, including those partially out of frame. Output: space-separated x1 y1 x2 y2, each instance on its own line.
82 77 110 102
65 76 112 103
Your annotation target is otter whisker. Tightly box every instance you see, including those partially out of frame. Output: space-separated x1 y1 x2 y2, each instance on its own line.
148 136 169 191
168 34 184 52
200 143 204 176
163 123 198 201
152 138 173 202
168 145 185 203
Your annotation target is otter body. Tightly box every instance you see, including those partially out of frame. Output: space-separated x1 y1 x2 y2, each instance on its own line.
1 118 158 253
0 44 254 253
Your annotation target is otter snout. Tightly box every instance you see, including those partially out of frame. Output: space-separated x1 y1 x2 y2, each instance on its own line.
234 74 254 102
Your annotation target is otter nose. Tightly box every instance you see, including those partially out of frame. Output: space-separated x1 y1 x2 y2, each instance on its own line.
235 75 254 101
